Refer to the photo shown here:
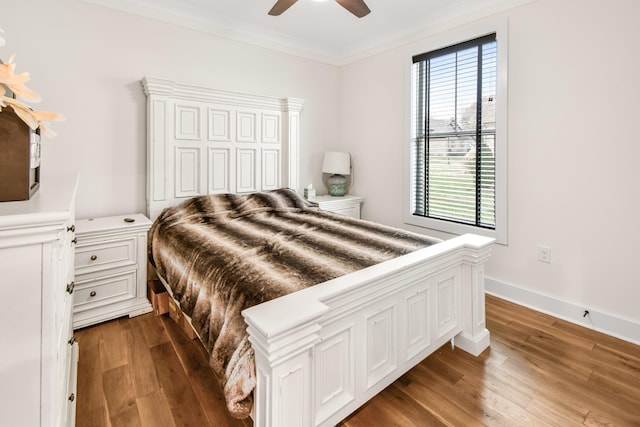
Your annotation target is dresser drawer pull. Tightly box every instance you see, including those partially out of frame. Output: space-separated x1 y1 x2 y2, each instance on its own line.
68 336 76 345
90 255 98 261
71 238 77 245
66 282 75 295
68 393 75 402
90 291 97 297
67 225 75 233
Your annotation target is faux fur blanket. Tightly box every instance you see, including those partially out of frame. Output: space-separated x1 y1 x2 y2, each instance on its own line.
148 188 441 418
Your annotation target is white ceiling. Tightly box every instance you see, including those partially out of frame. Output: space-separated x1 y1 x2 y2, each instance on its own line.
82 0 534 65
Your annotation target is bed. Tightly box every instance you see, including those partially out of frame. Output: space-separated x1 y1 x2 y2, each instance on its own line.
142 77 494 427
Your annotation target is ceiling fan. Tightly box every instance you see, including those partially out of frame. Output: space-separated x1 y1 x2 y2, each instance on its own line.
268 0 371 18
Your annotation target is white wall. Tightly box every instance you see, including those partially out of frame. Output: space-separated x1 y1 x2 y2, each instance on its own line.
2 0 339 218
340 0 640 338
4 0 639 342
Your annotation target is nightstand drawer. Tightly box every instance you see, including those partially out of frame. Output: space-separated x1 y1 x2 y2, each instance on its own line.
74 271 136 312
314 194 364 219
74 237 137 274
327 205 360 218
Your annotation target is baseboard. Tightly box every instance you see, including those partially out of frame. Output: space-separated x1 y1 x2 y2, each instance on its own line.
485 277 640 346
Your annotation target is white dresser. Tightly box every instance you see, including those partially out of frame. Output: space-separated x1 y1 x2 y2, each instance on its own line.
313 194 364 219
73 214 152 329
0 175 79 427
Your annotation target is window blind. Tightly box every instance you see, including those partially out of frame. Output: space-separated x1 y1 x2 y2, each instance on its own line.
411 34 497 229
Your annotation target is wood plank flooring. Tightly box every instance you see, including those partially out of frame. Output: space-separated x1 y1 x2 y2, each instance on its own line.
75 295 640 426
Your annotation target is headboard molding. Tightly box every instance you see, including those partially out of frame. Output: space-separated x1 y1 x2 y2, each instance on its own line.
142 77 304 219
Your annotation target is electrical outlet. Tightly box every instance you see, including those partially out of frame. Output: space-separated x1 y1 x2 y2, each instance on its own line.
538 245 551 263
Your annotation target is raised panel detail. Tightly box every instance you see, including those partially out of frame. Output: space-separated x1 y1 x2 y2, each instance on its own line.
175 105 200 140
262 113 281 143
366 304 397 389
175 147 200 198
237 112 257 142
151 100 166 201
315 326 354 425
144 76 305 225
208 109 231 141
262 149 280 190
237 148 257 193
275 356 308 427
437 274 460 339
474 269 487 332
404 285 432 361
208 148 230 193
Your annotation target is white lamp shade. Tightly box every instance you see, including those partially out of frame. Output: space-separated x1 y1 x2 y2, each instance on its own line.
322 152 351 175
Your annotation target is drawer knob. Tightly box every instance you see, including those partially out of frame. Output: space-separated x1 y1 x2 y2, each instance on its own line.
68 393 75 402
67 225 75 233
68 336 76 345
90 291 97 297
90 255 97 261
71 238 77 245
66 282 75 295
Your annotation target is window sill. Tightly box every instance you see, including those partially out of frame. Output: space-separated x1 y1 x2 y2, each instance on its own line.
404 213 507 245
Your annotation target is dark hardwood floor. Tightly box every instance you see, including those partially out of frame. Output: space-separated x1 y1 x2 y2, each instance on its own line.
75 295 640 426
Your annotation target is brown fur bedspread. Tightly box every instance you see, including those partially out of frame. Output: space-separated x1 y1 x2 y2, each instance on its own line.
148 188 441 418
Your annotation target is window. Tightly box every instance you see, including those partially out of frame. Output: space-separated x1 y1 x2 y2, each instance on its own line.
406 27 507 244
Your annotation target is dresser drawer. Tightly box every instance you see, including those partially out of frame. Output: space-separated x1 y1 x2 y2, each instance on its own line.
74 271 136 312
74 237 137 275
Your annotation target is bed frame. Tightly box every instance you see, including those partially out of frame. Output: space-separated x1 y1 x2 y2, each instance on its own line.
142 77 493 427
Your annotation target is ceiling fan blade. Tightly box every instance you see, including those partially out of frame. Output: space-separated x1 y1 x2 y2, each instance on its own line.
268 0 299 16
335 0 370 18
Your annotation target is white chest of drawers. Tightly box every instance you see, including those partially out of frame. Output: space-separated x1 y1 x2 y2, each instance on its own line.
0 175 79 427
73 214 153 329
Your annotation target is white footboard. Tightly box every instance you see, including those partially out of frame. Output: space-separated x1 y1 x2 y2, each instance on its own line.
242 233 494 427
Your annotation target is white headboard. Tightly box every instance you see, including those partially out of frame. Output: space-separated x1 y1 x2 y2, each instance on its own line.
141 77 304 220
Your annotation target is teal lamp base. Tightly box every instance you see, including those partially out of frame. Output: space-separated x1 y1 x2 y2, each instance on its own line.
327 174 347 196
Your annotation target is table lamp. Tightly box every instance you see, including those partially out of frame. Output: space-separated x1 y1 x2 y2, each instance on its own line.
322 151 351 196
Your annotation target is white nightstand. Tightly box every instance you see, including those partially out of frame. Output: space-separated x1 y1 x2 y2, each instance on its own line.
313 194 364 219
72 214 153 329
